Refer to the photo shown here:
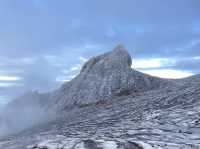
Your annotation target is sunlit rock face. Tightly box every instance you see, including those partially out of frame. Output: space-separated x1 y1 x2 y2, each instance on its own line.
51 45 168 110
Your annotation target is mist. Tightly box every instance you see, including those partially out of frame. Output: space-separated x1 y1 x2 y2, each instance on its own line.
0 91 52 138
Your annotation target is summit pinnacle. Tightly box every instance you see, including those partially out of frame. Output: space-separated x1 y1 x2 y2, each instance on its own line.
51 45 166 109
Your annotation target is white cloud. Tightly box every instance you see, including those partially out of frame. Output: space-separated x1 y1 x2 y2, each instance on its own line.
193 56 200 60
0 95 10 107
56 75 76 82
79 56 88 62
132 58 193 78
132 58 174 69
0 76 21 81
0 75 21 87
70 66 79 71
56 77 71 82
0 82 19 87
70 64 82 71
57 56 87 83
141 69 193 79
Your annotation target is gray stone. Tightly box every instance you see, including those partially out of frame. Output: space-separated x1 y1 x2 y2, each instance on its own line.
49 45 169 110
1 45 200 149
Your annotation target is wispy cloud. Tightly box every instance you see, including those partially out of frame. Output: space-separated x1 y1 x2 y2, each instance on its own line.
0 82 20 87
56 56 87 82
56 75 77 82
141 69 193 79
132 58 174 69
132 57 194 78
0 76 21 81
79 56 88 62
0 95 10 107
0 75 21 88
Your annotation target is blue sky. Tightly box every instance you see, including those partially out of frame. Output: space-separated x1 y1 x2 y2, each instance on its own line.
0 0 200 106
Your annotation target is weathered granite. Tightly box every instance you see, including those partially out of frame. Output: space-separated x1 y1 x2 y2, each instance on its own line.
1 45 200 149
49 45 169 110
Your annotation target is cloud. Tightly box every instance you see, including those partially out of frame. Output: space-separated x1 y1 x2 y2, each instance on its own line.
0 0 199 58
70 66 81 71
132 58 174 69
141 69 193 79
169 57 200 74
79 56 88 62
0 82 20 88
56 56 88 82
56 74 77 82
132 57 194 79
0 95 10 106
0 76 21 81
0 75 21 89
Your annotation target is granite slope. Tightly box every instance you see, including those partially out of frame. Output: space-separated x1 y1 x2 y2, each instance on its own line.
1 45 200 149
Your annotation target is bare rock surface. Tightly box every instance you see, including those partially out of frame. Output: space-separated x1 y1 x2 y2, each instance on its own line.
1 45 200 149
48 45 168 110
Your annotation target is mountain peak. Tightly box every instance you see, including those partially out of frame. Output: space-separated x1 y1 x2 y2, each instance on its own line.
111 44 132 67
51 45 166 109
81 44 132 74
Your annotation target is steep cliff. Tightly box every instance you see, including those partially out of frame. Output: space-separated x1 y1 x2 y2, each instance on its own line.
49 45 169 110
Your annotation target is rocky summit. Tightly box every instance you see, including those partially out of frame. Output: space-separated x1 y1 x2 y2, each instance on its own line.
49 45 168 110
1 45 200 149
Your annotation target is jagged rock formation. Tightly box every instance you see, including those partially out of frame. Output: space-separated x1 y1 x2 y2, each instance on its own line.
1 45 200 149
1 45 170 113
49 45 169 110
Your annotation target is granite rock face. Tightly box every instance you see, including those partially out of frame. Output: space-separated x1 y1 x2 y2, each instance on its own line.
1 45 200 149
50 45 168 110
1 45 169 113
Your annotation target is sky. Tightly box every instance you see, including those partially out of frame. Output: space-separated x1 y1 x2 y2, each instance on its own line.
0 0 199 106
